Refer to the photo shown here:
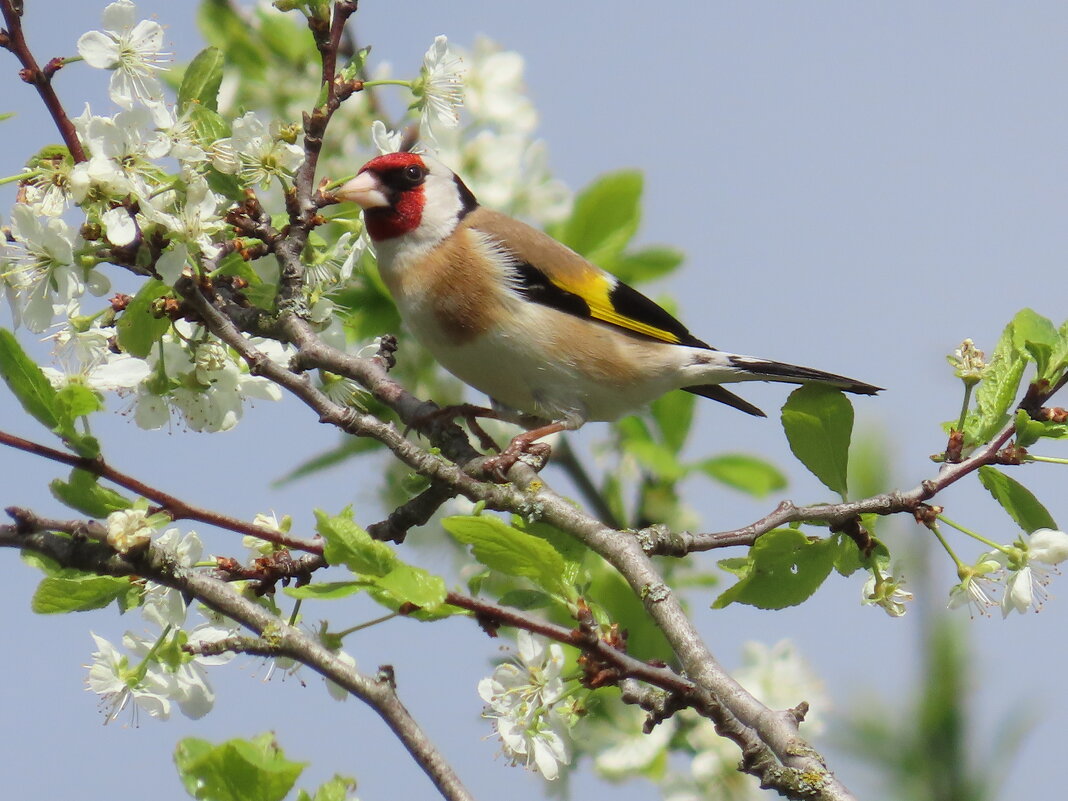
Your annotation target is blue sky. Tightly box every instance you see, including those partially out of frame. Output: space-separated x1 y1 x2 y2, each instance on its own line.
2 2 1067 799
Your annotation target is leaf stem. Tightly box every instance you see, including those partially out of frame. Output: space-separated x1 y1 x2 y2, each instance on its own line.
1024 454 1068 465
936 513 1008 553
336 611 399 639
927 521 965 569
362 79 413 89
955 382 975 432
0 170 33 185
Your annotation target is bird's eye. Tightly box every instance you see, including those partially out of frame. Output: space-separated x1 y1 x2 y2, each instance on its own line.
403 164 426 183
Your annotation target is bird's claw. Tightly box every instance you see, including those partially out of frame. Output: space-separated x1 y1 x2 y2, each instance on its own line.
482 439 552 482
406 403 501 452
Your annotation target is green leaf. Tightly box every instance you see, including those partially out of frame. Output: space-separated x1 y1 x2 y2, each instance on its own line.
174 733 306 801
516 519 590 589
32 575 133 613
243 282 279 311
369 563 448 610
284 581 366 601
832 530 887 577
698 453 787 497
1011 308 1058 378
588 568 672 662
650 389 695 454
50 468 133 517
713 529 838 609
178 47 225 111
196 0 268 78
1048 318 1068 381
781 385 854 498
625 438 687 480
606 245 684 285
301 775 358 801
1013 408 1047 448
0 329 99 456
315 509 396 576
553 170 643 264
256 8 314 66
977 466 1057 533
443 515 569 597
965 321 1026 446
188 103 230 144
55 384 103 418
0 328 63 431
210 249 261 283
338 47 372 82
273 437 383 486
116 280 171 358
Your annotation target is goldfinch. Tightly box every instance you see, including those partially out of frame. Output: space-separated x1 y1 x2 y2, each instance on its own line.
336 152 880 469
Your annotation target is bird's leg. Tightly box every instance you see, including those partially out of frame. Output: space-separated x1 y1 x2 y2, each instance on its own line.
482 422 567 482
407 403 503 452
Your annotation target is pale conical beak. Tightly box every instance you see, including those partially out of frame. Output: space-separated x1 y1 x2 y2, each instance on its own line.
334 171 390 209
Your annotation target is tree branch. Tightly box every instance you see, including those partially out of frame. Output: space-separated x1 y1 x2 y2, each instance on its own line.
1 508 476 801
0 0 86 162
0 428 323 553
652 396 1031 556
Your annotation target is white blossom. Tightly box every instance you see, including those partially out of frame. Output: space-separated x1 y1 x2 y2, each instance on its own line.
142 173 224 264
243 511 288 555
478 630 573 780
948 552 1004 617
19 150 74 217
462 37 536 134
41 312 149 393
211 112 304 188
101 206 138 246
456 131 571 224
590 711 675 780
4 205 84 332
370 120 404 155
324 649 358 702
141 528 203 628
76 0 169 110
105 508 153 554
132 326 286 432
861 565 913 617
70 107 168 206
86 632 174 723
306 230 365 289
414 36 465 143
947 338 988 383
122 628 219 720
998 528 1068 616
664 641 828 801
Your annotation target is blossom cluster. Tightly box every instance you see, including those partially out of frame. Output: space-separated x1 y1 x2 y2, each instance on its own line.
87 516 237 723
477 630 574 780
949 527 1068 617
1 1 571 439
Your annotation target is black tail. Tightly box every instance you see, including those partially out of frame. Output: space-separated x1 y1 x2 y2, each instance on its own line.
727 356 882 396
682 384 766 417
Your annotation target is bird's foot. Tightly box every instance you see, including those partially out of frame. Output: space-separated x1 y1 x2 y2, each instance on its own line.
407 403 501 452
480 422 566 482
482 438 552 482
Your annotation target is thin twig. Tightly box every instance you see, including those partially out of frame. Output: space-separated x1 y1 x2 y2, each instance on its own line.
663 403 1029 555
0 428 323 553
0 0 86 161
